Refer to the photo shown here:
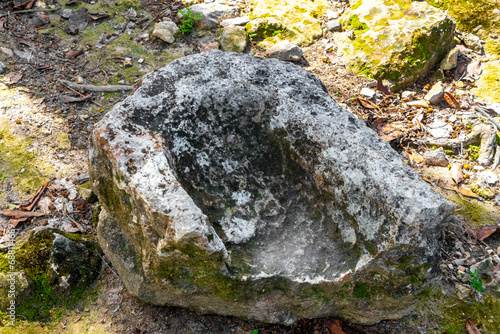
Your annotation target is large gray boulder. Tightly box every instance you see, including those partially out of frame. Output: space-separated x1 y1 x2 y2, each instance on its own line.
89 50 454 325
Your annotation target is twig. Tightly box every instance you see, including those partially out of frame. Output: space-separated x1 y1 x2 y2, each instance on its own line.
59 80 103 107
59 79 133 92
475 106 500 131
19 180 50 211
0 8 59 18
1 209 45 218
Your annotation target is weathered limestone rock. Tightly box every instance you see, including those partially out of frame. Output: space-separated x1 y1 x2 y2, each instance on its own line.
423 147 449 167
152 21 180 44
264 40 303 61
181 3 240 30
333 0 454 91
89 50 454 325
220 16 250 28
425 81 445 105
440 47 459 70
245 0 328 49
220 26 247 52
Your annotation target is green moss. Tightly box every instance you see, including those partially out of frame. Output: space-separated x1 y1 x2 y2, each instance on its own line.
448 192 494 227
0 118 52 193
57 132 71 150
353 282 368 298
473 61 500 103
485 39 500 56
346 15 369 33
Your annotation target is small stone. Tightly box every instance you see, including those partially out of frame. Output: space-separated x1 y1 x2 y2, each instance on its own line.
326 9 338 20
76 173 90 184
423 147 449 167
473 165 485 171
426 120 453 139
181 3 240 30
220 26 247 53
440 47 459 70
62 9 73 19
424 81 445 105
478 171 499 185
455 284 470 300
75 76 84 84
0 62 6 74
57 132 71 151
401 91 416 101
360 87 376 99
265 40 304 62
457 265 466 272
430 69 445 81
325 20 341 32
118 80 125 84
123 57 133 67
152 21 180 44
471 180 495 199
407 100 430 108
220 16 250 28
462 33 483 53
138 58 144 64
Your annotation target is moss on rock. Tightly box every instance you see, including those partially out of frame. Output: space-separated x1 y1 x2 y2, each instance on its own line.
473 61 500 103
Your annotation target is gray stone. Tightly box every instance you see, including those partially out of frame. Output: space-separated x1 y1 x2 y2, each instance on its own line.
426 120 453 139
76 173 90 184
423 147 449 167
478 171 499 185
401 91 416 101
462 33 483 54
424 81 445 105
152 21 180 43
326 9 338 20
0 62 6 74
89 50 454 325
264 40 303 61
61 9 73 19
325 20 341 31
440 47 458 70
360 87 376 99
181 3 240 30
220 26 247 52
220 16 250 28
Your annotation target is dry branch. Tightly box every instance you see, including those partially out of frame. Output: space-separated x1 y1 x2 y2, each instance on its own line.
2 209 45 218
59 79 133 92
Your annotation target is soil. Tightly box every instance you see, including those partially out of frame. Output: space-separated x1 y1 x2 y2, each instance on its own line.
1 0 500 333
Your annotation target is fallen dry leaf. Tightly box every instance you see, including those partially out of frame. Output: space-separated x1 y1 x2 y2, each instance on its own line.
466 317 481 334
376 77 391 96
444 92 461 109
66 49 84 59
325 319 346 334
469 225 499 241
454 185 480 199
7 218 28 228
3 72 23 84
358 97 379 110
375 120 405 142
450 164 464 185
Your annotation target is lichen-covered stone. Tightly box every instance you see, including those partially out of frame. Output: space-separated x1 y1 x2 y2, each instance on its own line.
220 26 247 52
264 40 303 61
89 50 454 325
182 3 240 30
333 0 454 91
245 0 328 49
152 21 180 44
471 180 495 199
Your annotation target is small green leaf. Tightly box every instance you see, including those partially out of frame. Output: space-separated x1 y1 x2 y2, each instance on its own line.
252 330 258 334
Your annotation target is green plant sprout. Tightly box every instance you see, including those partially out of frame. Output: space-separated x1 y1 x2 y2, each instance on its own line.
178 8 202 35
0 173 6 184
248 33 257 43
467 269 484 292
252 330 258 334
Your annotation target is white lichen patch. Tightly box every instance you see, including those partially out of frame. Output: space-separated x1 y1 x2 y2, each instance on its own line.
220 216 256 243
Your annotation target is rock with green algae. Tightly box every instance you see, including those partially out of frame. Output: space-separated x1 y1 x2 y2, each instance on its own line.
333 0 454 91
89 51 454 325
220 26 247 52
473 61 500 103
471 180 495 199
245 0 328 50
0 272 31 311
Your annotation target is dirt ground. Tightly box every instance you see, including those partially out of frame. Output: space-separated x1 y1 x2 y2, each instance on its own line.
1 0 500 333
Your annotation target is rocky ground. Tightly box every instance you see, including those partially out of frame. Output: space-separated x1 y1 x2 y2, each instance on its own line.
1 0 500 333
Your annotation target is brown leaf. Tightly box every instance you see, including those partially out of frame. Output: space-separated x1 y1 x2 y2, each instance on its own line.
376 77 391 95
375 121 405 142
66 49 83 59
454 185 480 199
325 319 346 334
7 218 28 227
466 317 481 334
358 97 378 109
3 72 23 84
475 225 498 241
1 209 45 218
444 92 461 109
450 164 464 185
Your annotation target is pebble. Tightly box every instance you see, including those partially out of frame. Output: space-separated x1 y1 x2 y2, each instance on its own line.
401 91 416 100
325 20 341 32
360 87 376 99
0 61 6 74
423 147 449 167
123 57 133 67
424 81 444 105
62 9 73 19
265 40 304 62
478 171 499 185
220 16 250 28
326 9 338 20
138 58 144 64
75 76 84 84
